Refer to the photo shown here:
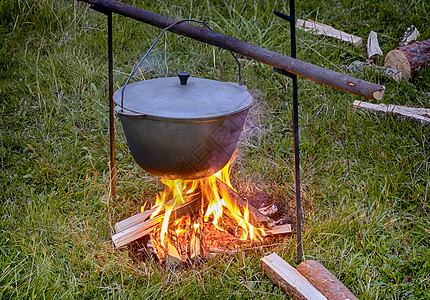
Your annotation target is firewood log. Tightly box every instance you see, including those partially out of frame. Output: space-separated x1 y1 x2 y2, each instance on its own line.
384 39 430 80
296 260 358 300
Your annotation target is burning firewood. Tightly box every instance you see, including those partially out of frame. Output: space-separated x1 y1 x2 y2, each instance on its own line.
112 193 202 248
112 158 293 264
215 178 271 228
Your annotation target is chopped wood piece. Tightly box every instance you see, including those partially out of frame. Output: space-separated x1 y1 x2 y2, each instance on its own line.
112 215 163 248
266 224 292 236
260 253 327 300
367 31 383 58
384 39 430 80
114 198 178 233
296 19 362 46
296 260 358 300
216 178 271 228
353 100 430 123
114 208 156 233
399 25 419 47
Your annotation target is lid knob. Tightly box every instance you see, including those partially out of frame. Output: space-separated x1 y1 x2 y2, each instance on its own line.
177 72 190 85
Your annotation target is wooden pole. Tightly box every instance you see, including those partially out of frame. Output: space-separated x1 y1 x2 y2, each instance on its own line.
78 0 385 100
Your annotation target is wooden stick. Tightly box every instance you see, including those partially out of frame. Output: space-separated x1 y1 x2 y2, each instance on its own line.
296 260 358 300
215 178 271 228
260 253 327 300
114 207 156 233
296 19 362 46
78 0 385 100
353 100 430 123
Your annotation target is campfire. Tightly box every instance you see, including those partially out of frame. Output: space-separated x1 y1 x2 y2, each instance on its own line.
112 156 291 263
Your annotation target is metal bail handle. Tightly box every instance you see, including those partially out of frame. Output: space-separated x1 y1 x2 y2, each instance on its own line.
120 18 243 112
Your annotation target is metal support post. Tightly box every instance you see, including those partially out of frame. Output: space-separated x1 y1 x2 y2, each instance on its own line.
274 0 303 264
91 4 116 197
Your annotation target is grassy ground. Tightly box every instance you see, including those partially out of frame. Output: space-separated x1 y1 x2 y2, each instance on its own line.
1 0 429 298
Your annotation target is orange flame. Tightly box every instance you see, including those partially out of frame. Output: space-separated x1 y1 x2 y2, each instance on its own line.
147 157 264 246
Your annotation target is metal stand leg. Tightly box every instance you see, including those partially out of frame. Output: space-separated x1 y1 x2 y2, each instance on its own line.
274 0 303 264
91 4 116 197
108 11 116 198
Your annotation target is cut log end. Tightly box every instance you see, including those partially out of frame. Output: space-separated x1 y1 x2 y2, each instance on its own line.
372 89 385 101
384 49 411 79
384 39 430 80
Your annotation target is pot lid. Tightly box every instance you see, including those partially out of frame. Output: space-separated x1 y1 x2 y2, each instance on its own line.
113 74 253 120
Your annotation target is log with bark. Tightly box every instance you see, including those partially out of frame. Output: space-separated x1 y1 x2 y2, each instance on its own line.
296 260 358 300
384 39 430 80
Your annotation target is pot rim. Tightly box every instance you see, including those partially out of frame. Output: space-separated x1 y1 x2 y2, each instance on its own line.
114 105 251 122
113 77 253 120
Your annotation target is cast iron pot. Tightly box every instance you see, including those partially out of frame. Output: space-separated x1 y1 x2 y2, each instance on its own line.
113 73 253 180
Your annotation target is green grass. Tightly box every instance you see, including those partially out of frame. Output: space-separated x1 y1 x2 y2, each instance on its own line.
1 0 429 298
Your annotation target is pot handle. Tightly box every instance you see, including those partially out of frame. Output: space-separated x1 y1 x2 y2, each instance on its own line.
120 18 243 111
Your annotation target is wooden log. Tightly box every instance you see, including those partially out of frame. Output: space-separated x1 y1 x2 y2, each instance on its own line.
353 100 430 123
112 194 202 248
78 0 385 100
215 178 271 228
296 260 358 300
260 253 327 300
384 39 430 80
296 19 362 46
